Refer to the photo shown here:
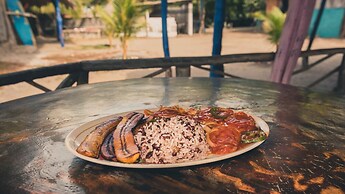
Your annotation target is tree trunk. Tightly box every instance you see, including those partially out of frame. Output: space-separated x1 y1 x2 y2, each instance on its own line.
270 0 316 84
122 38 127 59
108 34 113 48
198 0 205 34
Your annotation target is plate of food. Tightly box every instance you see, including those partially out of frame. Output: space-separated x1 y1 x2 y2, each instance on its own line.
65 106 269 168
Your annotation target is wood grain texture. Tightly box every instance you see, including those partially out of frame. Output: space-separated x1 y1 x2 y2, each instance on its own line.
0 78 344 193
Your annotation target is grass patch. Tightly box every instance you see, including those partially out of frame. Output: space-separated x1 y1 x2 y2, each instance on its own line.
79 44 111 50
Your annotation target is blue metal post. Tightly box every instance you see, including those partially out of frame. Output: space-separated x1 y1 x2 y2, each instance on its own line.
307 0 326 51
53 0 64 47
210 0 225 77
161 0 170 57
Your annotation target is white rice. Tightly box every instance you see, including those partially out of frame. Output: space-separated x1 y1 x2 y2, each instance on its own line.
134 116 210 164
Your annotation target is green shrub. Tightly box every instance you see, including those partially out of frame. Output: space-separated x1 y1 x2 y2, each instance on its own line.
253 6 286 45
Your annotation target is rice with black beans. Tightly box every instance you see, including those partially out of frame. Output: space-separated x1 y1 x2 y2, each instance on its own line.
134 116 210 164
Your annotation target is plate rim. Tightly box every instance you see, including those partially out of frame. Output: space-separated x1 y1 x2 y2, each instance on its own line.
65 109 270 169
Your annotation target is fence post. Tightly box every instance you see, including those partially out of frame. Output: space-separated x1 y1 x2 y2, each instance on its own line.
335 54 345 93
77 71 89 85
53 0 64 47
303 0 326 67
161 0 172 77
176 66 191 77
210 0 225 78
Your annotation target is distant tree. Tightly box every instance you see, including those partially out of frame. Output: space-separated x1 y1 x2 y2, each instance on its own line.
95 5 116 47
30 0 110 19
96 0 143 59
204 0 265 27
198 0 205 34
112 0 144 59
254 6 286 47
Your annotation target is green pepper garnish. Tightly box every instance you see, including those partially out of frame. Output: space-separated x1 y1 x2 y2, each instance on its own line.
241 129 267 143
210 107 227 119
149 118 157 123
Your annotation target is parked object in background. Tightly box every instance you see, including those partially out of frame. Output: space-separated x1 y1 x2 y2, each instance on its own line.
309 7 345 38
5 0 35 46
137 17 177 38
64 27 102 39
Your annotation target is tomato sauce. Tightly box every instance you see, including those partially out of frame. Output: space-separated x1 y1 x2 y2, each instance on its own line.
196 107 256 154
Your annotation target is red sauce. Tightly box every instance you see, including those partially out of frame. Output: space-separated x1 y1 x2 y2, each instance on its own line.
208 126 240 154
196 107 256 155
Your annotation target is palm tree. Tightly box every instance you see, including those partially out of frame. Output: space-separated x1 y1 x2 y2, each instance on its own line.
95 5 116 47
254 6 286 47
113 0 143 59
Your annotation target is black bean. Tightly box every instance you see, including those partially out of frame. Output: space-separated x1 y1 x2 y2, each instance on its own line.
152 143 160 151
146 151 153 159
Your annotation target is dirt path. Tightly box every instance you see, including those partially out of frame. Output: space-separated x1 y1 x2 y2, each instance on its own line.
1 30 344 103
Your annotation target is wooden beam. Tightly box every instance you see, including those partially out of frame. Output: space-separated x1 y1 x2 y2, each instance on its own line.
270 0 316 84
0 62 81 86
1 48 344 87
193 65 241 78
56 73 78 89
81 52 275 71
300 48 345 57
77 71 89 85
307 66 341 88
293 54 335 75
335 54 345 93
142 68 169 78
26 81 52 92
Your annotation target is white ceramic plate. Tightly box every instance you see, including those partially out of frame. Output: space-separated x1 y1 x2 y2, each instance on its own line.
65 110 269 168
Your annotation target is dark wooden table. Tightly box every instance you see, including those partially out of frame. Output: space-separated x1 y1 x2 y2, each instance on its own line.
0 78 344 193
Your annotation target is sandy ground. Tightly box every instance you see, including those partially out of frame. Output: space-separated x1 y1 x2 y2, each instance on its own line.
1 29 344 103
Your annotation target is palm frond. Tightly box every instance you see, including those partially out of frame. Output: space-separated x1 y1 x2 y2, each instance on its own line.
254 7 286 45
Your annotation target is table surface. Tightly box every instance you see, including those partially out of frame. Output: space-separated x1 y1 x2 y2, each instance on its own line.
0 78 344 193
